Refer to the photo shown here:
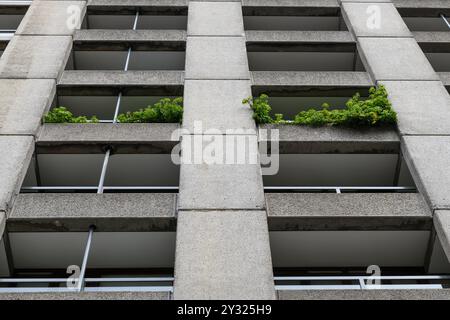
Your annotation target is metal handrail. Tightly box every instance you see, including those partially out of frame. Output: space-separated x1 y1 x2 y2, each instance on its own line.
274 275 450 281
1 275 448 293
0 226 175 294
0 1 32 6
0 277 175 283
441 14 450 29
0 287 174 293
0 31 14 41
21 186 180 191
264 186 416 193
274 275 450 291
0 277 175 293
21 186 413 192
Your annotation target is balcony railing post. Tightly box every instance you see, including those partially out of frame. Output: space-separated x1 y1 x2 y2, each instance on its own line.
77 226 95 292
441 14 450 30
112 12 140 123
97 149 111 194
358 278 366 290
124 11 139 72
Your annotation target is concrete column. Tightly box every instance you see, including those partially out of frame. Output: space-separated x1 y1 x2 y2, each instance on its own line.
173 1 276 299
341 0 450 263
0 1 86 239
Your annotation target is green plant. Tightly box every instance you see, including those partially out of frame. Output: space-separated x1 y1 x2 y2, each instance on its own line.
242 86 397 128
242 94 273 124
117 97 183 123
44 107 99 123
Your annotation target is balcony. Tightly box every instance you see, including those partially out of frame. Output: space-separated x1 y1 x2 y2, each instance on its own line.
0 227 174 295
242 1 345 32
0 0 31 56
21 151 180 194
82 2 188 30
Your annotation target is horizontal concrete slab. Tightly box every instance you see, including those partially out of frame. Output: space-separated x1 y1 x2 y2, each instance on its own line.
381 81 450 135
342 2 412 37
0 291 171 300
58 70 184 95
193 0 240 1
358 37 439 81
16 1 86 36
188 2 244 36
278 289 450 300
259 124 400 154
174 210 275 300
246 31 355 52
242 0 340 16
393 0 450 17
246 30 354 43
434 210 450 265
8 193 177 232
0 79 55 135
87 0 188 14
73 29 186 50
402 136 450 210
266 193 432 231
185 37 250 80
251 71 373 95
37 123 180 154
415 32 450 53
0 36 72 79
182 80 256 133
0 136 34 212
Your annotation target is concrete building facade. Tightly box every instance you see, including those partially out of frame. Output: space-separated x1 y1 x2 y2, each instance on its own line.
0 0 450 300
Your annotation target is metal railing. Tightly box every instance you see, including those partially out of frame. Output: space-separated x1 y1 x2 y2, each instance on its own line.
0 0 33 40
0 1 32 5
0 278 175 293
441 14 450 30
0 227 174 294
21 186 179 192
0 30 14 41
2 275 450 294
20 186 416 193
275 275 450 291
264 186 416 194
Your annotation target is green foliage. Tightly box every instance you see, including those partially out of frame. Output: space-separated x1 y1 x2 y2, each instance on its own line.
117 97 183 123
44 107 99 124
43 98 183 124
242 94 273 124
242 86 397 128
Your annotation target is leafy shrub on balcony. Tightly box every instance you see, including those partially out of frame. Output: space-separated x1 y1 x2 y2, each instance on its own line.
242 86 397 127
43 97 183 124
117 97 183 123
44 107 99 123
